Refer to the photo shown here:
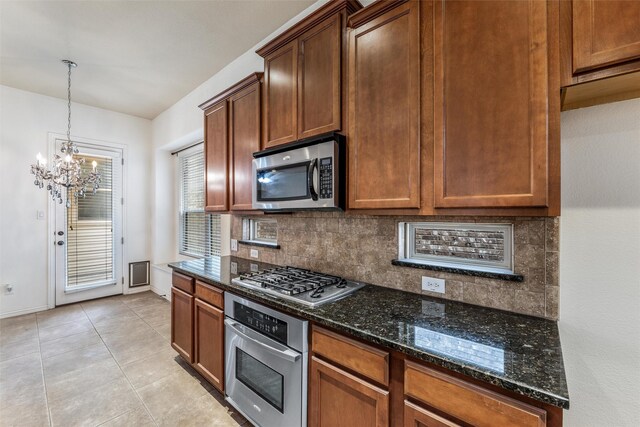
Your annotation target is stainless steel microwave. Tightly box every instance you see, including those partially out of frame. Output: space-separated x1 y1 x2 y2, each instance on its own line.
252 133 345 211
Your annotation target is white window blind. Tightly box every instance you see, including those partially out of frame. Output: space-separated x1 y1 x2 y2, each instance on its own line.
66 155 115 288
179 146 221 257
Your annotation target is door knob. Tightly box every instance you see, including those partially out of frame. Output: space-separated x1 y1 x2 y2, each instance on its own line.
57 241 64 246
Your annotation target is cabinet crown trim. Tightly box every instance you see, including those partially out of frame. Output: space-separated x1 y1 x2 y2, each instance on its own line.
198 72 263 110
255 0 362 57
347 0 409 28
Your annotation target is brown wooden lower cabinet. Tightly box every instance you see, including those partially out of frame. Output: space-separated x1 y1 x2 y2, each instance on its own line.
311 325 389 386
405 361 547 427
310 326 560 427
170 286 194 363
193 299 224 393
309 356 389 427
171 273 226 394
404 400 460 427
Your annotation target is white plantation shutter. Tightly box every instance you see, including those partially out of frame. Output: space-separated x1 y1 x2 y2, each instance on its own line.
179 146 221 257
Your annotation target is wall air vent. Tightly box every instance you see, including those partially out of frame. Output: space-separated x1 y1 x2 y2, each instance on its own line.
129 261 150 287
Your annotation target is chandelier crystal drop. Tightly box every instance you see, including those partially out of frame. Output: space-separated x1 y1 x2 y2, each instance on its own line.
30 60 101 208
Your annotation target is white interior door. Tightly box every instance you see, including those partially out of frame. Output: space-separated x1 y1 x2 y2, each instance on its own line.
55 141 124 305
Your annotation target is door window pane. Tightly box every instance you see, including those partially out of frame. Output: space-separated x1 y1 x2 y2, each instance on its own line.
66 156 114 288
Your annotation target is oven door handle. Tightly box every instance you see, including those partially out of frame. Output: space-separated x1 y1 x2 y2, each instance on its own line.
225 318 301 363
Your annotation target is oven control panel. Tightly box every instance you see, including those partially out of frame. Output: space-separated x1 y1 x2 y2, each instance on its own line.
319 157 333 199
234 302 288 345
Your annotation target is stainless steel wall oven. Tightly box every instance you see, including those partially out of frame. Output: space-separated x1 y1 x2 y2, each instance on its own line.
224 292 308 427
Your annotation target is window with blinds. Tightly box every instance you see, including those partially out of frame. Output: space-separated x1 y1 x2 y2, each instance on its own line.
67 155 114 288
179 146 221 257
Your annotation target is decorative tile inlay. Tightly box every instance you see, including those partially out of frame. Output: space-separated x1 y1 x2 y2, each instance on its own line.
415 229 504 260
255 220 277 241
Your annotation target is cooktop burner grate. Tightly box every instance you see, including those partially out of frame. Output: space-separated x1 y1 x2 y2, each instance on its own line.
238 266 346 295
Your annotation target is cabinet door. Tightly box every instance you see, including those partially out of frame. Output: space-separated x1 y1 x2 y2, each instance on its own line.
573 0 640 73
171 287 194 363
348 1 421 209
298 14 341 139
404 400 460 427
204 101 228 211
309 356 389 427
405 361 547 427
263 40 298 148
433 0 550 208
194 299 224 393
229 81 261 211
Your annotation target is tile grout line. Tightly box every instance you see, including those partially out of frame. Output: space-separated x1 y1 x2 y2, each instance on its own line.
81 300 160 427
35 314 54 427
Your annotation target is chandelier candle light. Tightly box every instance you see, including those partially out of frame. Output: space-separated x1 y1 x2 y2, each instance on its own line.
31 60 101 208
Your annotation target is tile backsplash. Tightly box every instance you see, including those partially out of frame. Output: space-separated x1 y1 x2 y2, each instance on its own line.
231 213 560 320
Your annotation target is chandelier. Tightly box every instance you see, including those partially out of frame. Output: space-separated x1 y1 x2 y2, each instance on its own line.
30 60 101 208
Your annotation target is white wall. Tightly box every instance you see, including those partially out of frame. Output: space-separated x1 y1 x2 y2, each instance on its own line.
148 0 333 298
0 85 152 317
560 98 640 426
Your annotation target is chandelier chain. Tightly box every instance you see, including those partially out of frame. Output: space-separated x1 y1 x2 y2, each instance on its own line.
67 61 72 143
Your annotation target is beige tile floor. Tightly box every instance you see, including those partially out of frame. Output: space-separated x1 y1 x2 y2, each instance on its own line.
0 291 248 427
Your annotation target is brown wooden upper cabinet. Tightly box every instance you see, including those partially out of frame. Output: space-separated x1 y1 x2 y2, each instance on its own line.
347 0 421 210
256 0 361 149
560 1 640 111
199 73 262 212
572 0 640 74
203 101 228 212
432 0 559 214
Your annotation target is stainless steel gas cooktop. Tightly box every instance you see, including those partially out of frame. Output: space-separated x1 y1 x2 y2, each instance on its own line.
231 266 364 307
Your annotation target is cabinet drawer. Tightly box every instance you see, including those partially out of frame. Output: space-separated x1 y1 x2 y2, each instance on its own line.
195 280 224 310
172 272 194 294
404 361 546 427
312 326 389 386
404 400 461 427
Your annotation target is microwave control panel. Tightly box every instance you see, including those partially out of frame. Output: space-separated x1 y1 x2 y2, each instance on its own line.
319 157 333 199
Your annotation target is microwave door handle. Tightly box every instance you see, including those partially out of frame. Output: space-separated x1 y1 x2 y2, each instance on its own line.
308 158 318 201
224 318 301 363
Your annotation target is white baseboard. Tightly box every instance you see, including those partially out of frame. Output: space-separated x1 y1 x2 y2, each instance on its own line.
0 304 50 319
124 285 151 295
151 284 171 302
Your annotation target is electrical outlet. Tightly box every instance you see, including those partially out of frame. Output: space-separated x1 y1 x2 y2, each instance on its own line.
230 262 238 275
231 239 238 252
250 263 259 272
250 249 259 259
421 276 445 294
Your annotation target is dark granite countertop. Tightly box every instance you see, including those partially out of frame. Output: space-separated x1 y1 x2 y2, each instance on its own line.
168 256 569 409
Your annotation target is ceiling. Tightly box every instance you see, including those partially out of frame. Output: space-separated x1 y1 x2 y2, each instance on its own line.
0 0 315 119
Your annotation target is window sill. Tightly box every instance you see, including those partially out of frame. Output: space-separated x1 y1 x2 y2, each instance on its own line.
238 240 280 249
391 259 524 282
